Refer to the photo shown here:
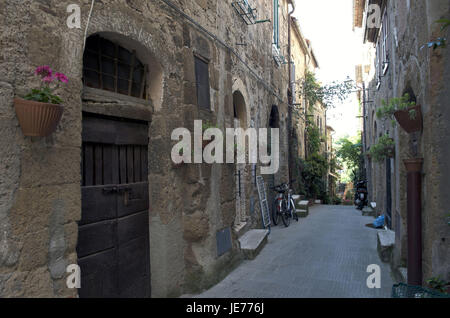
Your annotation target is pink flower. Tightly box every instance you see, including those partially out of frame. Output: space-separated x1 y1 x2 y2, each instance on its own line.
35 65 52 78
42 75 54 83
55 72 68 83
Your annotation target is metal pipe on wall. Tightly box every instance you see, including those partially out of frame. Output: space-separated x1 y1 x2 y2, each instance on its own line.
287 0 295 183
404 158 423 286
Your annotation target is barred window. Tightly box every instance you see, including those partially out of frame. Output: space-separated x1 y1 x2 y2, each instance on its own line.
83 35 148 99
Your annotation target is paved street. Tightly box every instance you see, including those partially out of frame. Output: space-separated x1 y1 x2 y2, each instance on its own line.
195 205 394 298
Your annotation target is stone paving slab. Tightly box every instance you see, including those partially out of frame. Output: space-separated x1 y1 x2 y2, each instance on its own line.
189 205 394 298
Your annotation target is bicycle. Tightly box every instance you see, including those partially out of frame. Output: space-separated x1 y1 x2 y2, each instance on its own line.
271 180 298 227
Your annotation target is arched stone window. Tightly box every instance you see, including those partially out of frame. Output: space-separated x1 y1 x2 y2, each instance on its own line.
83 35 148 99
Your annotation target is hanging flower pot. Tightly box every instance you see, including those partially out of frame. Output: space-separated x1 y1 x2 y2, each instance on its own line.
15 66 68 137
394 105 423 133
14 98 63 137
377 94 423 134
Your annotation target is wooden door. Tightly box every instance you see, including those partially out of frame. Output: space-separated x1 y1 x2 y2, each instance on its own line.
77 113 150 298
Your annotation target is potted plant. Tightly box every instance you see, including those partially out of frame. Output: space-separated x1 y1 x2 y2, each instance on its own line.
426 277 450 294
367 134 395 163
14 66 68 137
376 93 422 133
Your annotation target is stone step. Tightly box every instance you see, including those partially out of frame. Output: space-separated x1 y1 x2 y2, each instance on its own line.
362 206 375 217
297 200 310 210
296 209 308 218
314 199 322 204
377 229 395 263
292 194 301 201
238 229 269 260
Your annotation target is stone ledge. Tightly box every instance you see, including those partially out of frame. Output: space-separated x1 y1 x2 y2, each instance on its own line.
296 209 308 218
238 229 269 260
297 200 310 210
377 229 395 263
362 207 375 217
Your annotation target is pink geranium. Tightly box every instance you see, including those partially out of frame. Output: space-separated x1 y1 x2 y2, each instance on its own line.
55 72 69 83
42 75 55 83
35 65 52 78
24 66 69 104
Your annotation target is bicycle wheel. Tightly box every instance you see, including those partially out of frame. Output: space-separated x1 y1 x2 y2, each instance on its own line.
281 199 291 227
272 199 281 226
290 198 298 221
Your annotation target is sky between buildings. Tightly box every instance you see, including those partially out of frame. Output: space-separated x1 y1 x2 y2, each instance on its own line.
294 0 363 141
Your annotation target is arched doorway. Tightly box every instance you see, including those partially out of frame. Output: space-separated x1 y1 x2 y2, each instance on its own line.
78 33 157 297
233 91 248 232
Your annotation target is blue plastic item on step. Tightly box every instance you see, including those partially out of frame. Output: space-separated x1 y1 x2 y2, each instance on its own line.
373 215 385 228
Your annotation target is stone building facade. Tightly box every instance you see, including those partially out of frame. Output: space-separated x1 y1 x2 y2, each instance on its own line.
354 0 450 283
0 0 301 297
288 16 328 195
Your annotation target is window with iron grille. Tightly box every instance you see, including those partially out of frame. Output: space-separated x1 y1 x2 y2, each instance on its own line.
194 55 211 109
83 35 148 99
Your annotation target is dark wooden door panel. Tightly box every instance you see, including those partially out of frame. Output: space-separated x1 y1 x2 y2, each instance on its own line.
78 248 117 298
117 211 149 244
118 237 150 296
119 276 150 298
77 220 116 258
79 113 150 298
83 115 148 145
80 186 117 225
117 182 149 217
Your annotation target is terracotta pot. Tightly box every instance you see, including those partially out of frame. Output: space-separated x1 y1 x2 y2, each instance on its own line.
394 105 422 133
14 97 63 137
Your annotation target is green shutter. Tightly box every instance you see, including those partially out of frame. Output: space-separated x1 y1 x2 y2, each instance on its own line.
273 0 279 48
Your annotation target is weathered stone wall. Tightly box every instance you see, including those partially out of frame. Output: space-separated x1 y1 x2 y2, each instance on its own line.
0 0 292 297
363 0 450 283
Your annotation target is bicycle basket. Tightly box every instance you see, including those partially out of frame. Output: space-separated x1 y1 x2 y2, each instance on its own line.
391 283 450 298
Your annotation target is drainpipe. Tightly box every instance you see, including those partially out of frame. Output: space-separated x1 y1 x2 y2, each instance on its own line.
404 158 423 286
287 0 295 183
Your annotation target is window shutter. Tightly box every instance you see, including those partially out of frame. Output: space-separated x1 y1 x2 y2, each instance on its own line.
194 56 211 109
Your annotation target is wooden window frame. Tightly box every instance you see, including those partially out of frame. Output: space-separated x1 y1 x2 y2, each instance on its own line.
194 53 211 110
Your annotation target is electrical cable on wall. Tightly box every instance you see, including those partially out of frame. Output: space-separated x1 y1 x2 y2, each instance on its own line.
158 0 295 110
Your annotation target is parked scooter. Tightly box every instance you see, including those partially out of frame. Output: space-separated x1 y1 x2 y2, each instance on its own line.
354 180 368 210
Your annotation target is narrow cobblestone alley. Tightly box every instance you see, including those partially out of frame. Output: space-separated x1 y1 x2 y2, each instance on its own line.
193 205 394 298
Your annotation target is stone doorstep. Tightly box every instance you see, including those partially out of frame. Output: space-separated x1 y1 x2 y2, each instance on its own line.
377 229 395 263
297 200 310 210
292 194 301 201
296 209 308 218
362 206 375 217
314 200 322 204
238 229 269 260
233 221 248 238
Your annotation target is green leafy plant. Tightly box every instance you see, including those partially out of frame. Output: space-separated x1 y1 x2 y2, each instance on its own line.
336 135 364 185
367 134 395 163
376 93 416 126
299 121 329 200
426 277 449 294
297 71 354 110
23 66 68 104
